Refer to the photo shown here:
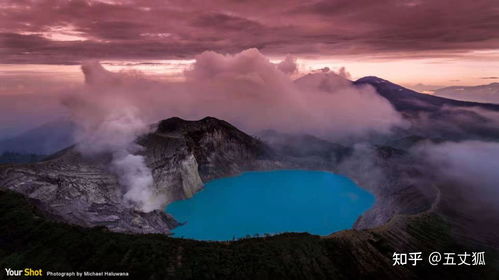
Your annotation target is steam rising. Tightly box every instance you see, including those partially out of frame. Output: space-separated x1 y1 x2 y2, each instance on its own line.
63 62 163 212
63 49 406 212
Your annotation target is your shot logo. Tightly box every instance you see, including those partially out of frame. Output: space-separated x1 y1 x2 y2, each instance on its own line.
4 268 43 277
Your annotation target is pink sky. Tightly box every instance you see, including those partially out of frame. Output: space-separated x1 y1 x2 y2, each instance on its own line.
1 0 499 93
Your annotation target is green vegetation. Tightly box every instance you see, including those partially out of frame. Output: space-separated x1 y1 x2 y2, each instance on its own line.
0 190 496 280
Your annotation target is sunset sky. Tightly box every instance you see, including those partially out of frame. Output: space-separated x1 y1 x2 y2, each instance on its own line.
1 0 499 95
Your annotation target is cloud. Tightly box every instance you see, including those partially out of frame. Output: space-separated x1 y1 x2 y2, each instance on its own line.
414 139 499 246
58 49 406 212
62 49 407 142
277 55 298 75
182 49 406 138
405 105 499 141
2 0 499 63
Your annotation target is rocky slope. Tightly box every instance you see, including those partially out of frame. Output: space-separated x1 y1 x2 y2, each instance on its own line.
0 117 272 234
150 117 272 181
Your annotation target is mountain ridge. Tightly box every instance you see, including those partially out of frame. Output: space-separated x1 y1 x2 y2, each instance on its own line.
355 76 499 112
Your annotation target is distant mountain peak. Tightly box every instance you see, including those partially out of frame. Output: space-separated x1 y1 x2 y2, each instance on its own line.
354 76 499 113
355 76 389 84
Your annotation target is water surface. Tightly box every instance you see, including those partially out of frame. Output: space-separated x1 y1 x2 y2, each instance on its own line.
166 170 374 241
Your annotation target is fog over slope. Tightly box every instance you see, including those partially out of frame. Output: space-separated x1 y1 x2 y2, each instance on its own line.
415 140 499 208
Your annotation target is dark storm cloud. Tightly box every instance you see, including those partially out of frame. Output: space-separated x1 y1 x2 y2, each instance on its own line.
1 0 499 63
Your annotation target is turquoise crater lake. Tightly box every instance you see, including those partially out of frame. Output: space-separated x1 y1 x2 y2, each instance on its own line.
166 170 375 241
